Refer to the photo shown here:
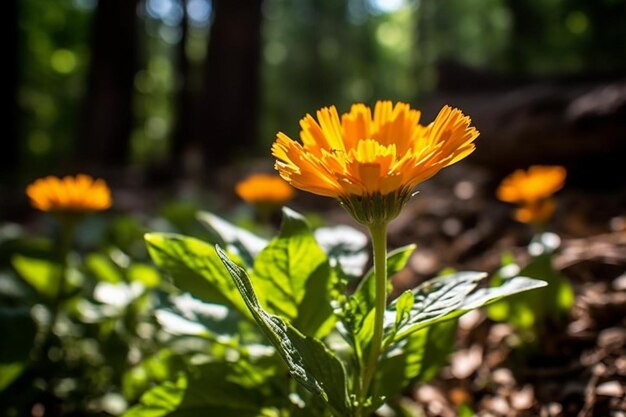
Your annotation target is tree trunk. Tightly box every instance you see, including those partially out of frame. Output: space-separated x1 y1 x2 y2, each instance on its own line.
197 0 263 166
1 0 19 184
171 0 194 171
505 0 537 73
79 0 139 168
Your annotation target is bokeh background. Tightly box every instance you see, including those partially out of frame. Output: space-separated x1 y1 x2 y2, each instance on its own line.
3 0 626 218
2 2 626 416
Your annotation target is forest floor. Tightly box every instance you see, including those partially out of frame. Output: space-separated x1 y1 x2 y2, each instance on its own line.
13 160 625 417
367 165 626 417
274 162 626 417
106 159 626 417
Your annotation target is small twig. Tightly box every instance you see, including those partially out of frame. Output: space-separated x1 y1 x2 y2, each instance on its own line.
577 372 599 417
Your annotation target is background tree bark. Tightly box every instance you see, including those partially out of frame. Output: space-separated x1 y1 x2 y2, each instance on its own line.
196 0 263 166
78 0 139 167
170 0 202 177
1 0 19 185
172 0 190 162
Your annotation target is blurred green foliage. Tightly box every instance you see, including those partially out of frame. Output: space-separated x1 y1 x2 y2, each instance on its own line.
19 0 93 176
14 0 626 177
1 204 545 416
488 232 575 340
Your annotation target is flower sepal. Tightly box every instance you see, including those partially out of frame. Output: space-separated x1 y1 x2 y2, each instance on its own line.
339 188 414 226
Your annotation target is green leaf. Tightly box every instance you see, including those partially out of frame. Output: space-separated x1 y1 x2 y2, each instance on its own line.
184 363 267 411
364 271 545 395
314 225 369 277
123 378 184 417
373 319 457 409
156 294 241 338
488 253 572 330
523 253 574 315
197 211 268 268
144 233 251 320
128 263 161 288
458 276 548 311
487 257 534 327
0 362 26 391
86 253 123 283
394 291 414 329
458 404 475 417
122 349 176 401
217 246 351 417
124 361 280 417
388 272 546 342
12 255 60 298
395 398 425 417
387 272 485 340
252 208 333 337
412 319 458 382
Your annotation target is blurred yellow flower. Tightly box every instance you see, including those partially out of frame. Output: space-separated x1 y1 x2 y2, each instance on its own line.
235 174 295 205
272 101 478 223
513 199 557 224
26 174 112 213
497 165 566 224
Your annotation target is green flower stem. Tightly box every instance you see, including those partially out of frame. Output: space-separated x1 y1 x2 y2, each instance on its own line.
49 215 78 335
360 221 388 411
32 215 78 362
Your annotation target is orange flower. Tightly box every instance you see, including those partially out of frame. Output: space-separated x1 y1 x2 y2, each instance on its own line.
513 199 557 224
26 174 112 213
272 101 478 223
497 165 566 224
235 174 295 206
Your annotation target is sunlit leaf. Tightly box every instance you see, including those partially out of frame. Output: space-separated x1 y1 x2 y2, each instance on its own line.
388 272 546 342
387 272 484 340
374 320 457 409
122 350 176 402
217 246 351 417
458 403 475 417
252 208 333 337
154 310 210 337
197 211 268 268
123 378 184 417
522 253 574 316
412 319 458 382
86 253 123 283
487 252 572 330
314 225 369 277
156 294 241 338
124 360 281 417
459 276 548 311
12 255 60 298
144 233 251 320
93 282 144 308
128 263 161 287
373 273 544 406
394 290 414 329
0 362 26 391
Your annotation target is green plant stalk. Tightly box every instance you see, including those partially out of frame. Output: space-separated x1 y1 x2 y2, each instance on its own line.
253 202 274 225
31 215 78 362
360 221 388 413
49 215 78 334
